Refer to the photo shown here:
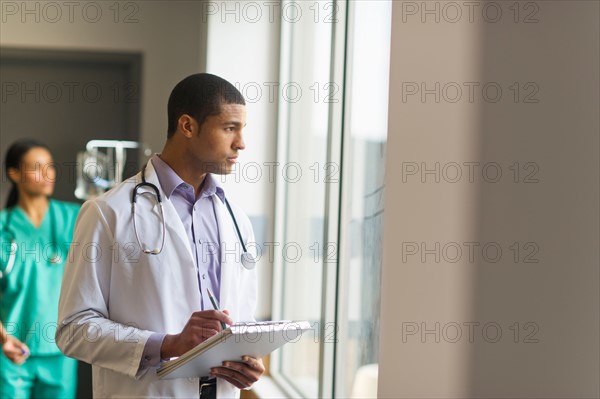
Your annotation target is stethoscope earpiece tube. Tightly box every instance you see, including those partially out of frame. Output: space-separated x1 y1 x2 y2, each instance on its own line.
224 198 256 270
0 241 17 278
224 198 247 253
132 165 167 255
132 165 256 269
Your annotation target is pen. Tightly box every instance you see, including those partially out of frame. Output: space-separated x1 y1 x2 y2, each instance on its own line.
206 287 228 330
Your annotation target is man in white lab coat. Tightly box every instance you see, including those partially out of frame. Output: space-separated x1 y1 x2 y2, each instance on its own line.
56 73 264 398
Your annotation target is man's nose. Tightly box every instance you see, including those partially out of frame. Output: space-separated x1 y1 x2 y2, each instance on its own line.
234 132 246 150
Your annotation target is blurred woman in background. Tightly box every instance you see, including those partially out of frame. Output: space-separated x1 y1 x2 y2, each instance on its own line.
0 139 79 398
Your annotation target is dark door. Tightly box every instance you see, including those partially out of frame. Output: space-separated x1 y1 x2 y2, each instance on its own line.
0 48 141 203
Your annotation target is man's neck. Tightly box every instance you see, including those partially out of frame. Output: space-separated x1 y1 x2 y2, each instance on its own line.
158 150 207 196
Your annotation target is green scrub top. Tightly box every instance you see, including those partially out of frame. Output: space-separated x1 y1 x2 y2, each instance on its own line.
0 200 80 355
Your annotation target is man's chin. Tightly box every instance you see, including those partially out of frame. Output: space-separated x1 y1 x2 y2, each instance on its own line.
206 165 234 176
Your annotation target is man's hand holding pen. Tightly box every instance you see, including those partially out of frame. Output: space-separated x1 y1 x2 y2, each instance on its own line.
158 307 266 390
160 288 265 389
160 309 233 359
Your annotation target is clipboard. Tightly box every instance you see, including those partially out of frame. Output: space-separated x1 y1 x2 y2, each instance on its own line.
157 320 311 379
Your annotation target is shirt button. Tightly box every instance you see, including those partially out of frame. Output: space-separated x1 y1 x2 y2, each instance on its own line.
144 355 151 361
202 274 206 280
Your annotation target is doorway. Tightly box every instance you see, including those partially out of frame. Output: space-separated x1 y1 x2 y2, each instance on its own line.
0 47 142 203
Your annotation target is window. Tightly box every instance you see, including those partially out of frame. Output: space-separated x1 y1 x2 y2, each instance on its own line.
270 1 335 397
270 1 392 398
333 1 392 397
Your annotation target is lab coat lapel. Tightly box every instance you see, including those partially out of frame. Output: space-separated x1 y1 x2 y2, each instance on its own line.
212 195 236 309
141 160 195 263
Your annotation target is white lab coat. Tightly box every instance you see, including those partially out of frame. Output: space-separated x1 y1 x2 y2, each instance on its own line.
56 160 258 398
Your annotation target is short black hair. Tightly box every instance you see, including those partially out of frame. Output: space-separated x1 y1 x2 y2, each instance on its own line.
167 73 245 138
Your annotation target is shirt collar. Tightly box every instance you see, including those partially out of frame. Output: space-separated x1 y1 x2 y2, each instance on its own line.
150 154 225 203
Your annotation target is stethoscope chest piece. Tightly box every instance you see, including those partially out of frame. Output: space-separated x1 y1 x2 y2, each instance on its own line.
241 252 256 270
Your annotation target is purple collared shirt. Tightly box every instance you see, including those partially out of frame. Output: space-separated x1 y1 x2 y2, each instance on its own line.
139 154 226 370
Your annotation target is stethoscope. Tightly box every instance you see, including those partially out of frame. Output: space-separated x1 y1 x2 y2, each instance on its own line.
1 203 61 278
131 165 256 270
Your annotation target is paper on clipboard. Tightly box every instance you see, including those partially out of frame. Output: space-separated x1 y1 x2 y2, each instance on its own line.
157 320 311 379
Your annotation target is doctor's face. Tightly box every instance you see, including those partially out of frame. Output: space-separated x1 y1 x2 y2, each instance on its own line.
189 103 247 175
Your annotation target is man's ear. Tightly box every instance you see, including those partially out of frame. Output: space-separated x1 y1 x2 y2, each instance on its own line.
178 114 197 138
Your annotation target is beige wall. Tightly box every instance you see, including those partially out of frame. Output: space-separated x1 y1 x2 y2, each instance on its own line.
379 1 599 397
0 0 208 152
